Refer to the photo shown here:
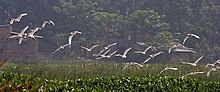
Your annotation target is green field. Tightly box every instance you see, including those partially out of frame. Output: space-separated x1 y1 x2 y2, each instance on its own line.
0 60 220 91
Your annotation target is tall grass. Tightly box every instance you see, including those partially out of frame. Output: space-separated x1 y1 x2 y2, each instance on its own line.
1 60 219 81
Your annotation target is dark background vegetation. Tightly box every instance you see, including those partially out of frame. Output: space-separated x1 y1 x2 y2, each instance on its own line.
0 0 220 60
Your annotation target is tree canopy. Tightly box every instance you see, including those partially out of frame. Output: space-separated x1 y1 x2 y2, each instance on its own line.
0 0 220 60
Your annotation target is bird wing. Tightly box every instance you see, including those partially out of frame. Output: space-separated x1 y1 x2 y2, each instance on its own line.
206 70 213 77
18 38 24 44
143 46 152 53
107 50 118 57
16 13 27 20
182 36 189 44
20 26 29 34
81 46 90 51
133 51 143 54
68 35 74 45
193 72 204 75
102 49 111 56
142 57 152 64
9 35 19 38
168 67 178 70
136 42 147 46
181 72 192 78
114 54 122 57
205 63 214 68
33 35 43 39
122 64 130 70
63 44 70 47
191 34 200 39
123 47 132 56
181 61 191 65
41 21 48 28
52 47 62 54
152 51 163 57
95 49 106 57
133 62 143 67
194 56 204 64
168 47 173 53
32 27 41 33
105 42 117 49
89 44 99 50
49 20 55 26
96 56 106 60
159 68 165 75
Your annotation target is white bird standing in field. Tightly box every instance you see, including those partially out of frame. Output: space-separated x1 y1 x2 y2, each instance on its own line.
81 44 99 52
181 71 204 78
181 56 204 66
41 20 55 28
104 42 117 50
9 13 28 25
123 62 143 70
9 26 29 44
205 60 220 68
68 31 82 45
27 27 42 39
142 51 163 64
134 46 152 54
182 33 200 44
158 67 178 75
115 47 132 58
52 44 70 54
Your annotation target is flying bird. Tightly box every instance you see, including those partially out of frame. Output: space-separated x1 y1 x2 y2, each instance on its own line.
142 51 163 64
115 47 132 58
9 13 28 25
27 27 42 39
96 50 118 59
205 60 220 68
41 20 55 28
136 42 147 46
134 46 152 54
104 42 117 50
123 62 143 70
168 43 195 53
105 50 118 58
52 44 70 54
92 49 106 57
182 33 200 44
9 26 29 44
181 56 204 66
206 67 218 77
96 49 111 59
81 44 99 52
181 71 204 78
159 67 178 75
68 31 82 45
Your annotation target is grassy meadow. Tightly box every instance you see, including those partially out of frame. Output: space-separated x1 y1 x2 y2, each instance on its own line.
1 59 219 81
1 60 220 91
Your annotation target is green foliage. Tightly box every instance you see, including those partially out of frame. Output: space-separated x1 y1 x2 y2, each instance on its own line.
1 71 220 91
127 9 170 33
92 12 128 35
150 31 173 50
51 33 68 45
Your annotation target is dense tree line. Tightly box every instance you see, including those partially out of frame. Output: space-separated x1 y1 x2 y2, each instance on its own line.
0 0 219 60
